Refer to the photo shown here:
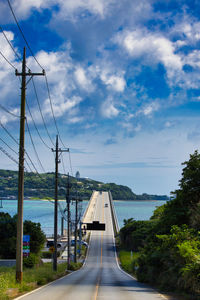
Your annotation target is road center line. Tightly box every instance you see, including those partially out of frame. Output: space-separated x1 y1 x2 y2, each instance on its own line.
93 192 104 300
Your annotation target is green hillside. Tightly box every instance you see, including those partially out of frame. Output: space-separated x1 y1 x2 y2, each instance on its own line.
0 169 169 200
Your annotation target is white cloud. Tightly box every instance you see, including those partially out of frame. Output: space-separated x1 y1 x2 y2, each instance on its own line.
136 102 160 117
10 0 114 20
101 98 119 118
12 0 52 17
100 71 126 92
74 67 93 91
114 29 183 82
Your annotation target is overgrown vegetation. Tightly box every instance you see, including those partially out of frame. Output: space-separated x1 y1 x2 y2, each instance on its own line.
119 150 200 298
0 262 68 300
0 169 168 200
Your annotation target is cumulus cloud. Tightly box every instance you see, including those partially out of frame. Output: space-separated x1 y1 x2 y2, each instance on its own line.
114 29 183 82
100 71 126 92
101 98 119 118
74 67 94 91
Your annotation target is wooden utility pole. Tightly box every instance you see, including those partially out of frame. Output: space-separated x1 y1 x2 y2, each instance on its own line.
52 137 69 271
73 195 82 263
74 198 78 263
66 173 71 269
15 47 44 283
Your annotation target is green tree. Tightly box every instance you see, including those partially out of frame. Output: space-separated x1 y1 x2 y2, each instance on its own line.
0 213 45 259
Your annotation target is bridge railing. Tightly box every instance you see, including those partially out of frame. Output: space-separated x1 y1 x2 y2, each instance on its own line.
81 190 96 223
108 191 120 236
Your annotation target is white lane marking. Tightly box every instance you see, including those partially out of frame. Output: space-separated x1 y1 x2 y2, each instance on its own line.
108 192 168 299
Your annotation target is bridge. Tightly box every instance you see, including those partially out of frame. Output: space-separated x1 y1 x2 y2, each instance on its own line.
16 191 167 300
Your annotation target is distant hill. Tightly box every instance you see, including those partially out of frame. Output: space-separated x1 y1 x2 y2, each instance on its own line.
0 169 169 201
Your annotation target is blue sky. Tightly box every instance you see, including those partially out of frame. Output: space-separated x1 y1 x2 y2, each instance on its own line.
1 0 200 195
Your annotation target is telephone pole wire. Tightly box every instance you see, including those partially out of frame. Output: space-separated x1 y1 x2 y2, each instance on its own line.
52 136 69 271
15 47 44 283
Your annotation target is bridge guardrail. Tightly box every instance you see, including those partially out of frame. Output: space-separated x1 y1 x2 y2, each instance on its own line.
108 191 120 236
81 190 96 223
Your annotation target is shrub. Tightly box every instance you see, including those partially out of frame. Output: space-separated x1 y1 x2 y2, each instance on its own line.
23 253 39 268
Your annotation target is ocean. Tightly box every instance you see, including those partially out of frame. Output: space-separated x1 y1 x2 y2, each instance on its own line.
0 199 167 235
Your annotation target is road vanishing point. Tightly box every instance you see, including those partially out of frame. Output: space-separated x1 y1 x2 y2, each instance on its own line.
16 191 167 300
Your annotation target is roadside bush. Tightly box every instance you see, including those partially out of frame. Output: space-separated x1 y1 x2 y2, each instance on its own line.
120 218 157 251
68 262 82 271
41 251 60 258
23 253 39 268
136 225 200 294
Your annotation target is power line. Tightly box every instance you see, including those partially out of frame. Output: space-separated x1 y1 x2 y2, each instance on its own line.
6 0 67 151
0 145 29 172
44 74 66 148
0 103 20 118
31 78 55 147
6 0 43 70
26 100 51 149
0 25 22 61
0 120 19 144
60 152 67 175
0 136 32 171
0 136 18 155
25 118 46 173
0 121 38 174
69 150 74 176
0 50 17 69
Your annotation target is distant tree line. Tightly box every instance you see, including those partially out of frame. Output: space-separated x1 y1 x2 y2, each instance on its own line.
0 169 169 200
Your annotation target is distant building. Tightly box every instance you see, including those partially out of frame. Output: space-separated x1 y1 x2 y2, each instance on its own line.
76 171 80 179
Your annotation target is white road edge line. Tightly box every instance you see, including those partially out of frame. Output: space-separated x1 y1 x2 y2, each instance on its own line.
14 195 95 300
110 195 168 300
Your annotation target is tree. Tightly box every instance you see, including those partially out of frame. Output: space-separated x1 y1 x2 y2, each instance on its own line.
0 212 45 259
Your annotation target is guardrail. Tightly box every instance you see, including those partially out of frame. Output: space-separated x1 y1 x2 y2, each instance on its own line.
81 190 96 222
108 191 120 236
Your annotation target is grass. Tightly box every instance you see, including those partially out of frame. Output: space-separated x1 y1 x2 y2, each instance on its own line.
0 262 71 300
118 250 139 276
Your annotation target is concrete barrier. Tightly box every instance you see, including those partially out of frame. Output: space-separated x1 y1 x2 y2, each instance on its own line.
108 191 120 236
81 191 96 222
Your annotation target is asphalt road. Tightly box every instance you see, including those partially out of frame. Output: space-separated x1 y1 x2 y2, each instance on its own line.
17 192 167 300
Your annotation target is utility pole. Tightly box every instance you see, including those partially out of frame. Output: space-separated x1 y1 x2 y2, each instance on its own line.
66 173 71 269
15 47 44 283
74 198 78 263
52 137 69 271
73 190 82 263
61 217 64 236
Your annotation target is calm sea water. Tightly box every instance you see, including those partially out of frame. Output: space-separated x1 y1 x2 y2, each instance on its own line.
114 200 166 228
0 199 166 235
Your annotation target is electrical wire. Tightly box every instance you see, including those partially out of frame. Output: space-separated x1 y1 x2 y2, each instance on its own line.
0 121 39 175
0 103 20 118
60 152 67 175
0 136 18 155
0 145 29 172
6 0 43 70
68 150 74 177
26 100 51 149
0 121 19 145
31 78 55 147
44 74 66 148
6 0 68 153
0 50 17 70
25 118 46 173
0 25 22 61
